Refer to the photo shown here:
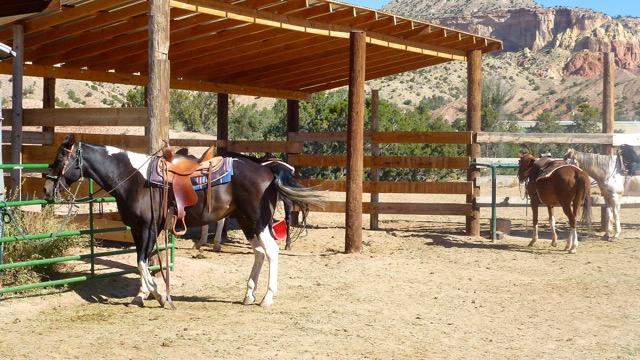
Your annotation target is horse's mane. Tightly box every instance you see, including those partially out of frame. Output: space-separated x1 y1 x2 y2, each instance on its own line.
571 150 616 179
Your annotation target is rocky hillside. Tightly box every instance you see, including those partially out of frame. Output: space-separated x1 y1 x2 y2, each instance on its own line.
375 0 640 122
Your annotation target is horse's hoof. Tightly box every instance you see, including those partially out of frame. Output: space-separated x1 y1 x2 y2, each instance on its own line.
260 295 274 307
284 244 291 251
569 249 577 254
213 244 222 252
551 241 558 247
527 240 536 247
128 296 145 308
243 295 255 305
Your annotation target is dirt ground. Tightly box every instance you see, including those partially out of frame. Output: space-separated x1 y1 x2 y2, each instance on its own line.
1 184 640 360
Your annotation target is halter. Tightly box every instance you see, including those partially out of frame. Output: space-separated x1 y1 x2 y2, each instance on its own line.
47 142 85 200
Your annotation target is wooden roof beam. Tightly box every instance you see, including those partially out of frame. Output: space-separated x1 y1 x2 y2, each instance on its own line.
0 62 311 100
0 0 139 41
25 1 149 49
261 47 405 89
274 49 423 89
303 57 449 93
171 29 312 75
68 17 245 70
170 0 466 61
117 22 278 73
214 38 348 83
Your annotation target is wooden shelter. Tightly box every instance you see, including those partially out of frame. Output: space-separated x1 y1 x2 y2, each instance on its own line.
0 0 502 252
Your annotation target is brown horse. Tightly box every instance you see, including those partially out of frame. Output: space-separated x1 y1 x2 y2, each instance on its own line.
517 153 592 253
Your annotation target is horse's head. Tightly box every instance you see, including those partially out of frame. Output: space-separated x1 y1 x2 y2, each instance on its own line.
517 151 536 183
563 148 578 166
43 134 83 200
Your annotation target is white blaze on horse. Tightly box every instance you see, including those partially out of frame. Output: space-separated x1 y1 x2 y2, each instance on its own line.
564 147 640 241
43 135 322 308
518 152 592 253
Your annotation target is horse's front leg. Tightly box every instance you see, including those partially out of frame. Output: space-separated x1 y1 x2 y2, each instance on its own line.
612 196 622 240
258 225 279 307
528 201 539 247
130 226 166 307
548 206 558 247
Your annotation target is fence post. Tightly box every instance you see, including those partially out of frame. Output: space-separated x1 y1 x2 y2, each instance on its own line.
345 31 366 254
369 90 380 230
146 0 170 154
466 50 482 237
601 52 615 230
287 99 300 226
217 93 229 152
10 24 24 198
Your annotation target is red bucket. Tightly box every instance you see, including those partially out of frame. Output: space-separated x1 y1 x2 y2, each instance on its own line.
270 219 288 241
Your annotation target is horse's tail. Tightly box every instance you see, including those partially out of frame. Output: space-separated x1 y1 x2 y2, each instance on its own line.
272 170 324 229
581 176 592 232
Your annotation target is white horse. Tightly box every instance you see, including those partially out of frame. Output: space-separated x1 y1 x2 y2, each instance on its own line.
564 149 640 240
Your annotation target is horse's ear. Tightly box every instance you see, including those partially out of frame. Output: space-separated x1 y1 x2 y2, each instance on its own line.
62 134 76 149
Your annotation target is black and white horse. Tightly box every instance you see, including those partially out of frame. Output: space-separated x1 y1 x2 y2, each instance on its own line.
43 135 321 307
202 150 298 251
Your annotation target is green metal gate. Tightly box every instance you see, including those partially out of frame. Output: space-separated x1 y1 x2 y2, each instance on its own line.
0 163 175 295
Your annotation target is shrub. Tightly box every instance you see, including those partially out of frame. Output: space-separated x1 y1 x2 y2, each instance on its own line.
1 204 84 289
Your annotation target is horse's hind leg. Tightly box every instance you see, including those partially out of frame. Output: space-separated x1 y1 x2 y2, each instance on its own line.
284 199 293 251
548 206 558 247
612 195 622 240
258 225 279 307
562 203 578 254
244 237 265 305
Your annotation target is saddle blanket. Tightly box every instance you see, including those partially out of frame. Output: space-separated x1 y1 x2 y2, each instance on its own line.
536 163 581 181
148 156 234 189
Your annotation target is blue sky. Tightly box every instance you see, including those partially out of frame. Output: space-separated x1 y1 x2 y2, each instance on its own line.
348 0 640 17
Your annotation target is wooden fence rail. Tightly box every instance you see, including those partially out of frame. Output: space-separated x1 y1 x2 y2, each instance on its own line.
289 154 470 169
477 132 640 147
300 179 473 194
288 131 473 144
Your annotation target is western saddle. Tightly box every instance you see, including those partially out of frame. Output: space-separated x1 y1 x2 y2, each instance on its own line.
159 144 222 236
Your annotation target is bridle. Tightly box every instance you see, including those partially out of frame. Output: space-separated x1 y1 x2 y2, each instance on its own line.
47 142 84 200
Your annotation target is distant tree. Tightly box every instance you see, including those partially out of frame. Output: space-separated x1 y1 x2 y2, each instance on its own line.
529 110 563 156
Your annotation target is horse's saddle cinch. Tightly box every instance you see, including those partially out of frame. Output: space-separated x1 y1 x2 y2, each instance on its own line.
149 145 233 236
532 157 575 182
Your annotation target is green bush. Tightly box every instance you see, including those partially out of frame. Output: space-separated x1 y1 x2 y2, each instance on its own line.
1 205 84 289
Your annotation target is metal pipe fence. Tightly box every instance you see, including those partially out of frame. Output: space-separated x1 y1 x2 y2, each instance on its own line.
0 163 175 296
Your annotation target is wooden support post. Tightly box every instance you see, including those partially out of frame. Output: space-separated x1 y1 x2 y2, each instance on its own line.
369 89 381 230
466 50 482 237
602 52 615 155
146 0 170 154
287 99 301 226
42 77 55 134
345 31 366 254
10 24 24 197
217 93 229 151
601 51 615 229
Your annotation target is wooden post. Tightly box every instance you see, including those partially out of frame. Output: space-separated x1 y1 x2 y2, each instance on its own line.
466 50 482 237
369 90 380 230
43 77 55 134
345 31 366 254
602 52 615 155
10 24 24 197
287 99 301 226
146 0 170 154
217 93 229 151
601 51 615 229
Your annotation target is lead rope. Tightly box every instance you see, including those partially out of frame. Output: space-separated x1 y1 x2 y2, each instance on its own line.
156 162 176 309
